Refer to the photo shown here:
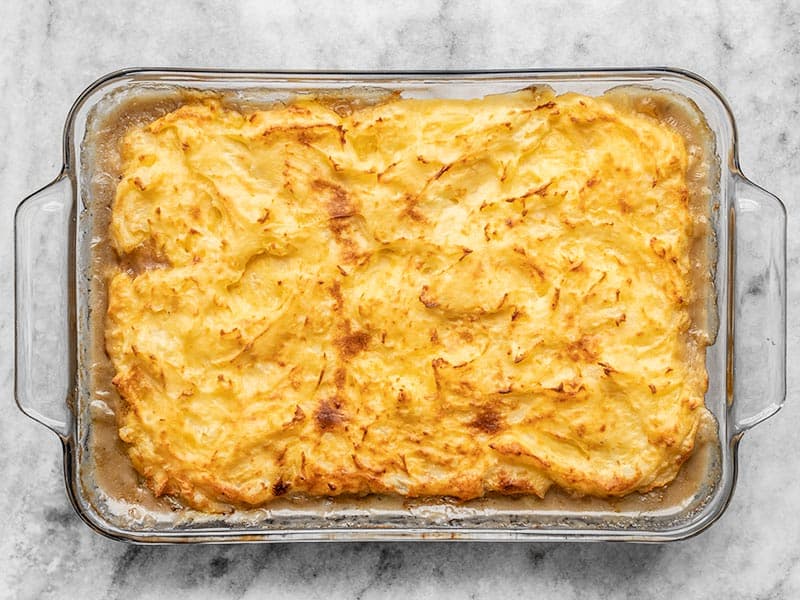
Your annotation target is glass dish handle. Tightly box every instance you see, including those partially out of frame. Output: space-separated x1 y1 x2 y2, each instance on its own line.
14 174 74 439
731 175 787 435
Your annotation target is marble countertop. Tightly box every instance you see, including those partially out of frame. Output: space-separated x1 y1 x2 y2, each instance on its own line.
1 1 797 598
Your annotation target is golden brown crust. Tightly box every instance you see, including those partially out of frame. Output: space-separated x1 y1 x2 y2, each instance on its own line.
105 88 710 511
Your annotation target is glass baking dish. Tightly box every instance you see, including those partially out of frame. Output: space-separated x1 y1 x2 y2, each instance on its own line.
14 68 786 543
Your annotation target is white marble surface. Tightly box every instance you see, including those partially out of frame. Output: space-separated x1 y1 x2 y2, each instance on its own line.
1 1 798 598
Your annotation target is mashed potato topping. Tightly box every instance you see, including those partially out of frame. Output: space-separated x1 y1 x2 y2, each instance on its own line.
106 87 710 511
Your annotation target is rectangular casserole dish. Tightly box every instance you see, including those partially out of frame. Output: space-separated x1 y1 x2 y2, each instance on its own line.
14 68 786 543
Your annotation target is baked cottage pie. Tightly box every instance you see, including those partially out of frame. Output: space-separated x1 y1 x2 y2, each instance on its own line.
105 87 712 512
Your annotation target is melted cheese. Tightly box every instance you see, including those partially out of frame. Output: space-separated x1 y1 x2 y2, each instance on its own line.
106 88 710 511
